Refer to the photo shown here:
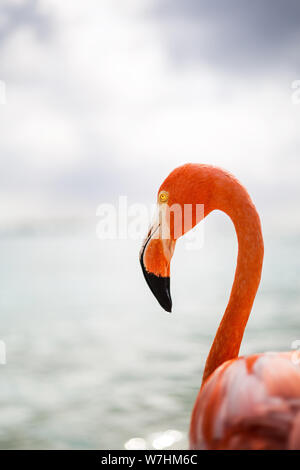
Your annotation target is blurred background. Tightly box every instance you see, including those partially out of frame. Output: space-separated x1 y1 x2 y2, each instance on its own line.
0 0 300 449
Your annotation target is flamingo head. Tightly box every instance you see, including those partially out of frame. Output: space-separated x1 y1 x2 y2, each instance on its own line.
139 164 214 312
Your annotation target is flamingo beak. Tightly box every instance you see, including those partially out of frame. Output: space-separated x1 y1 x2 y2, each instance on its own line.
139 224 174 313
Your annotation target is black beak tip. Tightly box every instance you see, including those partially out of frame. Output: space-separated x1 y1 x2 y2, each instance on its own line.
146 272 172 313
140 257 172 313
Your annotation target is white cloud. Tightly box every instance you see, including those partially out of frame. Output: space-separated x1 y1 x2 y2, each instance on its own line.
0 0 299 221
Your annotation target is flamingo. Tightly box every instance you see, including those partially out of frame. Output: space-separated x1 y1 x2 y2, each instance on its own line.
139 163 300 450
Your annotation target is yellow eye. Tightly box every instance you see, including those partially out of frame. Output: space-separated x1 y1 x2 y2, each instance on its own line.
159 191 169 203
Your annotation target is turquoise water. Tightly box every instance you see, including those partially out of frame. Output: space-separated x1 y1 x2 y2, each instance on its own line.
0 216 300 449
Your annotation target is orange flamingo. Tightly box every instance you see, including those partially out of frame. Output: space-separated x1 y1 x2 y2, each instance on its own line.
140 163 300 450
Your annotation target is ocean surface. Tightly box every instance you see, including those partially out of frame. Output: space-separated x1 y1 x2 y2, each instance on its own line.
0 215 300 449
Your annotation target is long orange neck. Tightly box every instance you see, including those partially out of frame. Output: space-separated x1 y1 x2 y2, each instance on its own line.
202 170 264 384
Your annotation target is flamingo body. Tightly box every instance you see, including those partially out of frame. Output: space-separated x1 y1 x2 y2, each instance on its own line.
190 352 300 450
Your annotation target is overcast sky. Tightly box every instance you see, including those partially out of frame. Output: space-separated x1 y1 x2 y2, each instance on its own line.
0 0 299 223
